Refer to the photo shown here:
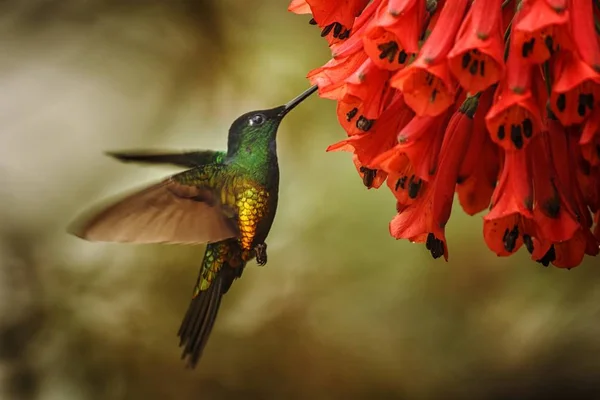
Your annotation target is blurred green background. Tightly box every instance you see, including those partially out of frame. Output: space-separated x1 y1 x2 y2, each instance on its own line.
1 1 600 399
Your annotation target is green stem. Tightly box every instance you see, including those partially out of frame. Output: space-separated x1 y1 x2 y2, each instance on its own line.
459 93 481 118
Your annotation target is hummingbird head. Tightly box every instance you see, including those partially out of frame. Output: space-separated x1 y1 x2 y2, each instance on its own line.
226 86 317 158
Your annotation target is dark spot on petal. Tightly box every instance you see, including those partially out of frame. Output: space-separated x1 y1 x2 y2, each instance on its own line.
497 125 505 140
586 93 595 110
346 107 358 122
332 23 342 38
462 52 471 69
536 245 556 267
503 224 519 253
577 103 587 117
309 18 317 25
359 167 377 188
522 38 535 58
522 118 533 138
398 49 407 64
510 124 523 149
544 35 554 53
456 175 466 184
395 176 407 190
408 175 422 199
425 73 434 86
556 93 566 112
320 23 334 37
431 88 438 103
339 29 351 40
544 185 561 218
426 233 445 259
469 60 479 75
356 116 374 131
378 41 398 62
523 234 534 254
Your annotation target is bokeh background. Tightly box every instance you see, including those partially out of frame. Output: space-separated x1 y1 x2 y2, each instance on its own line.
1 1 600 399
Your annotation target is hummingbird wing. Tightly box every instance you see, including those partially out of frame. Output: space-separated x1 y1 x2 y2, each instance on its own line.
69 167 238 244
105 150 226 169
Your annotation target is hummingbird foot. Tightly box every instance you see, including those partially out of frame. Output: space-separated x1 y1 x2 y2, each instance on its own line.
255 243 268 266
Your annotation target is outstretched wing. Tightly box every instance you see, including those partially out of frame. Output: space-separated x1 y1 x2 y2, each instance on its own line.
106 150 226 169
69 167 238 244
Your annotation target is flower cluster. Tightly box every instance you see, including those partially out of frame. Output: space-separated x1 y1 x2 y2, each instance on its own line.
289 0 600 268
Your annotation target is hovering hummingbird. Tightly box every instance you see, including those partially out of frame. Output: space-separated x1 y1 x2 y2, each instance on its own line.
69 85 317 368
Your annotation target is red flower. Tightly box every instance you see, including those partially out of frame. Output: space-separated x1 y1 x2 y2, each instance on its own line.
483 150 538 257
292 0 371 45
308 50 368 100
569 0 600 72
291 0 600 268
580 101 600 166
328 92 412 164
456 88 501 215
484 30 545 151
390 0 469 116
549 50 600 126
529 126 579 245
362 0 426 71
512 0 571 65
447 0 505 93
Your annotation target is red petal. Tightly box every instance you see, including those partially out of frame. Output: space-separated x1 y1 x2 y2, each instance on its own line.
288 0 311 14
308 51 369 100
549 50 600 126
580 107 600 166
529 132 579 243
485 83 544 151
389 0 468 116
569 0 600 71
447 0 505 93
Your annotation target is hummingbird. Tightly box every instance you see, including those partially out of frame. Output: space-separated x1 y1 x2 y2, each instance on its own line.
69 85 317 368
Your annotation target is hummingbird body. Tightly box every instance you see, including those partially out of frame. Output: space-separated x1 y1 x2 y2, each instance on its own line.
69 86 316 368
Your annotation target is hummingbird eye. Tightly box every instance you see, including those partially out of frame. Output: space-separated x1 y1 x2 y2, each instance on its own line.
248 114 266 126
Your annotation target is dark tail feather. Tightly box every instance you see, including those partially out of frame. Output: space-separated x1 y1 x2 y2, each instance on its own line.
177 271 226 368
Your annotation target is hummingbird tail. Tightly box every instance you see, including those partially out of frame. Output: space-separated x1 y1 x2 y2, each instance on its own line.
177 267 235 369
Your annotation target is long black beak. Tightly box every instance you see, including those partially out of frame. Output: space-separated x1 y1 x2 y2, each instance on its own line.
278 85 318 117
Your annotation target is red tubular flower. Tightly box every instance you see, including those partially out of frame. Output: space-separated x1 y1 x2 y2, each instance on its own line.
529 130 579 246
513 0 571 65
549 50 600 126
427 97 478 259
483 150 539 257
352 155 388 189
447 0 505 93
580 108 600 166
384 155 423 207
294 0 371 45
290 0 600 268
362 0 426 71
343 59 392 118
393 112 449 180
389 99 476 261
569 0 600 72
328 91 413 165
288 0 311 14
330 0 382 55
308 50 368 100
456 88 501 215
390 0 468 116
